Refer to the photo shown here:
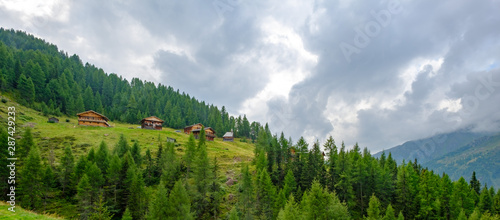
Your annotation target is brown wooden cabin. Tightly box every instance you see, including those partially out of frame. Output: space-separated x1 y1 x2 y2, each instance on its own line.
141 116 164 130
184 123 203 134
184 123 216 141
47 117 59 123
204 127 216 141
77 110 110 127
223 131 234 142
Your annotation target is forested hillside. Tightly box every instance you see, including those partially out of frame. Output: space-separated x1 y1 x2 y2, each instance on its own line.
1 28 500 220
0 28 258 139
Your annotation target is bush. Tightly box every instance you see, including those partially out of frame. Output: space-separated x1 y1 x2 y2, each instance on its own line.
66 119 70 123
1 98 7 103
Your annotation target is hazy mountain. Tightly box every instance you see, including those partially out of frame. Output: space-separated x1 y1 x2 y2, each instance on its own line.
374 131 500 189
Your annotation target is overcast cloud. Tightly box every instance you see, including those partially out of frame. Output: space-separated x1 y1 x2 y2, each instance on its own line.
1 0 500 152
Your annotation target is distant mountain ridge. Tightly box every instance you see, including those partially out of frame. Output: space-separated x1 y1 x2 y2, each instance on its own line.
374 131 500 189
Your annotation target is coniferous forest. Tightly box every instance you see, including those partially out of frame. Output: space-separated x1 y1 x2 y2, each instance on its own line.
1 29 500 219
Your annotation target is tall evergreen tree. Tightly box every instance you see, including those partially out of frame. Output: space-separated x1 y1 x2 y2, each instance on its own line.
478 185 493 213
60 145 76 198
77 174 93 219
301 181 350 220
470 171 481 195
383 204 396 220
96 141 110 176
168 180 194 220
367 194 381 220
146 181 169 220
238 164 255 219
255 168 276 220
277 195 301 220
89 193 114 220
18 74 35 104
18 127 34 160
20 146 42 210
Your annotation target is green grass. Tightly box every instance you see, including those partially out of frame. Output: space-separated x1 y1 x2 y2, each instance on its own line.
0 94 256 218
0 202 64 220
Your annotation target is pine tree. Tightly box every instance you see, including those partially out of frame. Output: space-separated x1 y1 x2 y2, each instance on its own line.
18 74 35 104
301 180 350 220
89 193 114 220
192 138 211 218
114 134 130 157
86 162 104 202
147 181 169 220
168 180 194 220
397 211 404 220
106 154 122 215
493 189 500 215
20 146 43 210
367 194 381 220
470 172 481 195
457 209 467 220
77 174 93 219
283 169 297 198
130 141 142 166
60 146 76 198
128 166 146 220
383 204 396 220
144 148 155 186
277 195 300 220
161 142 179 190
479 185 493 213
96 141 110 176
238 164 254 219
74 155 89 182
255 168 276 219
324 136 339 192
19 127 34 160
122 207 133 220
208 157 223 219
440 173 453 219
184 134 197 179
75 94 85 113
83 86 95 110
452 177 475 218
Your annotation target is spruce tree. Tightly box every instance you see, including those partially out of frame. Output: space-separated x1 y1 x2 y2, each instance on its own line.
478 185 493 213
114 134 130 157
96 141 110 176
301 180 350 220
184 134 197 179
493 189 500 215
283 169 297 198
144 148 155 186
168 180 194 220
19 127 34 160
20 146 42 210
77 174 93 219
0 128 8 201
192 138 211 218
367 194 381 220
383 204 396 220
451 177 475 218
255 168 276 219
18 74 35 104
86 162 104 202
122 207 133 220
470 171 481 195
128 167 146 220
89 193 114 220
130 141 142 166
238 164 255 219
277 195 300 220
60 145 76 198
161 142 179 190
147 181 169 220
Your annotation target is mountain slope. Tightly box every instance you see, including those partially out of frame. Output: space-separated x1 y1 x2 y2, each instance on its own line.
374 131 500 189
423 133 500 189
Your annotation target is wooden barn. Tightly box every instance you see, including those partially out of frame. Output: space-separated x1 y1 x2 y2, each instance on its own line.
47 117 59 123
222 131 234 142
77 110 110 127
141 116 164 130
184 123 216 141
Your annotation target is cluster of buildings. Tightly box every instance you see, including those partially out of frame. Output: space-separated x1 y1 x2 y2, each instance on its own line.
51 110 235 141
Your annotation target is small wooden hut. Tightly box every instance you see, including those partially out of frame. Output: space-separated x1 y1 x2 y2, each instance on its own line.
140 116 164 130
222 131 234 142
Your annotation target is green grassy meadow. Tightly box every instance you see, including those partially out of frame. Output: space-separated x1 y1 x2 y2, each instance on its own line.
0 94 256 219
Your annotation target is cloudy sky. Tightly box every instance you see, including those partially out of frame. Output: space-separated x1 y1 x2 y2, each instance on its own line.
2 0 500 152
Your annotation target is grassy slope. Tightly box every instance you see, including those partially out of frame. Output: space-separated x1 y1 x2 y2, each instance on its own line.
0 94 255 218
0 202 63 220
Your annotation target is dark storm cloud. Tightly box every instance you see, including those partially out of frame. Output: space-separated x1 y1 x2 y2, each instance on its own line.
267 0 500 151
2 0 500 152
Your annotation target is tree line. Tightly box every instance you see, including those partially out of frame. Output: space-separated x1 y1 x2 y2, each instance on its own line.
2 126 500 219
0 28 258 138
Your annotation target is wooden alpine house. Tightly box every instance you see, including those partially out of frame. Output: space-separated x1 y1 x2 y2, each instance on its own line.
184 123 216 141
141 116 164 130
77 110 110 127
